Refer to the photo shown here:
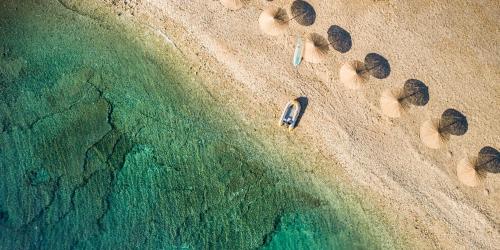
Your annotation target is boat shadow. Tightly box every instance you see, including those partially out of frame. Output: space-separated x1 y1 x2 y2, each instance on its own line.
295 96 308 128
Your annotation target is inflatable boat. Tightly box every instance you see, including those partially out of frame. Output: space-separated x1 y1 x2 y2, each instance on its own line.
279 100 301 131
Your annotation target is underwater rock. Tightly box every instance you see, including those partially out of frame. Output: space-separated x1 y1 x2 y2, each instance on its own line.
0 46 26 84
27 168 51 186
0 210 8 224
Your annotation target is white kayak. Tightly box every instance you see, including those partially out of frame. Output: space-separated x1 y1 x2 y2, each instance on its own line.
293 35 303 67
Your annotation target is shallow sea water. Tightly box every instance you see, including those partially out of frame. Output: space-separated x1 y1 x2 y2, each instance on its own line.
0 0 399 249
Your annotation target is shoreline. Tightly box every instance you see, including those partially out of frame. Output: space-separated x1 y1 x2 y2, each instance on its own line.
63 0 498 248
0 1 398 248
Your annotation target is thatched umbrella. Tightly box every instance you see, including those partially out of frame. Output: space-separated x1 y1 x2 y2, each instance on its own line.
457 157 484 187
364 53 391 79
327 25 352 53
341 53 389 90
420 119 445 149
380 79 429 118
457 147 499 187
258 6 289 36
303 33 329 63
420 109 468 149
380 88 404 118
220 0 243 10
289 0 316 26
339 60 369 90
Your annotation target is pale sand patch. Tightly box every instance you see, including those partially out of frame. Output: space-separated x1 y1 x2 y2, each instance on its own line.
76 0 499 248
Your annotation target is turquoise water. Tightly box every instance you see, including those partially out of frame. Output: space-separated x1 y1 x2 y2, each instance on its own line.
0 0 399 249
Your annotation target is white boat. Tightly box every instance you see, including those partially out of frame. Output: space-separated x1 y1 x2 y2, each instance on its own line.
279 100 301 131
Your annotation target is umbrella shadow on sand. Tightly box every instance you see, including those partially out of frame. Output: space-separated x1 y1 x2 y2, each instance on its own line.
327 25 352 53
290 0 316 26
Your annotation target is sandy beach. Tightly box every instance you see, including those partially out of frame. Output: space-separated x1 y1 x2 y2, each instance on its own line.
55 0 499 248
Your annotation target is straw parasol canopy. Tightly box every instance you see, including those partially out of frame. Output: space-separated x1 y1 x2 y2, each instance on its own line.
220 0 243 10
420 109 467 149
476 146 500 173
339 60 369 90
380 79 429 118
439 108 468 136
457 147 498 187
420 118 447 149
327 25 352 53
364 53 391 79
380 88 404 118
303 33 329 63
258 6 289 36
290 0 316 26
457 157 484 187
